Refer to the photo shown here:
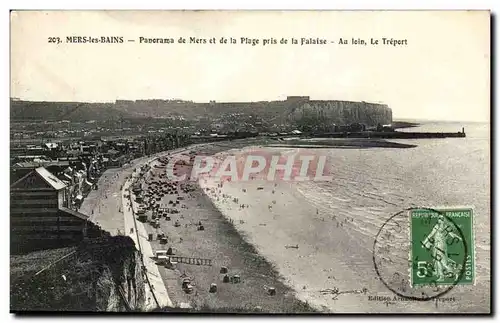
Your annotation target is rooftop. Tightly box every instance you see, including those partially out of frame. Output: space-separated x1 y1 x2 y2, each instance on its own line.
35 167 67 190
11 166 67 191
13 161 70 169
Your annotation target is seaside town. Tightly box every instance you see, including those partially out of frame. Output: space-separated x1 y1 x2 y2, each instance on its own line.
10 97 469 313
9 10 491 315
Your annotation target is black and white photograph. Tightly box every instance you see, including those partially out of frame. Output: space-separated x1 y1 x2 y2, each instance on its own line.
9 10 491 314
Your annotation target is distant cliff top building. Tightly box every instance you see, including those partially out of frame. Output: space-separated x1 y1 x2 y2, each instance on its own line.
286 96 310 102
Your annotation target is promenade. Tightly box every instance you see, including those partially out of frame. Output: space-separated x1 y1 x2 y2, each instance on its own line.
122 171 173 309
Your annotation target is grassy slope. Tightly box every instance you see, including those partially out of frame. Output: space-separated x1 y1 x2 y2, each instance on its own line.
10 236 141 312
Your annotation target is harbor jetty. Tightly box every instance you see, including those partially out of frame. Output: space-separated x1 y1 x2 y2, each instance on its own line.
308 127 467 139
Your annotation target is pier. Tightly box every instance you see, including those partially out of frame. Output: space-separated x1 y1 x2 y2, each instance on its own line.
309 128 466 139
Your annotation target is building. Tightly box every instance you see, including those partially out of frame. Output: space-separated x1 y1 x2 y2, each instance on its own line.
11 160 71 184
10 167 91 253
286 96 310 102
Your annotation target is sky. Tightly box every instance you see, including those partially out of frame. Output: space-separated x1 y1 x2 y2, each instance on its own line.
10 10 490 122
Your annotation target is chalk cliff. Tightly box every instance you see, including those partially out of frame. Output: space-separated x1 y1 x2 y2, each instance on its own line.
288 99 392 129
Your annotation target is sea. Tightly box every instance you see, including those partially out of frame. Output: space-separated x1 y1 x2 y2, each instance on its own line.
292 121 490 312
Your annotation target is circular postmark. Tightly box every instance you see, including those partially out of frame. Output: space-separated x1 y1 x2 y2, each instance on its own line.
372 207 468 301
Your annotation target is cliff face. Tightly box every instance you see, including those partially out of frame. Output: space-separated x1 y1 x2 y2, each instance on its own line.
10 236 147 312
289 100 392 128
93 245 146 312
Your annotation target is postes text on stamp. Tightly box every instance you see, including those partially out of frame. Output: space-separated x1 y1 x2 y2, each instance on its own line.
410 207 474 287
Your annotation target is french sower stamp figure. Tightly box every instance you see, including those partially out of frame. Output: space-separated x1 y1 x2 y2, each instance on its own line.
410 208 475 287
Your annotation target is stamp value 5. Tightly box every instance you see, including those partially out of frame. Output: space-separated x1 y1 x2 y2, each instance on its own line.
410 208 475 287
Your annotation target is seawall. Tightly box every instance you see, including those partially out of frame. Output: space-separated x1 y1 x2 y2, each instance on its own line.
309 131 466 139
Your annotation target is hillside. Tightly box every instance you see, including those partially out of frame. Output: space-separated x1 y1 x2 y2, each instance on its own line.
10 100 135 122
10 98 392 127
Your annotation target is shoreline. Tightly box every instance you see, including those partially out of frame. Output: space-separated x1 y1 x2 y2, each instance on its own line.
199 178 329 312
80 136 484 313
128 142 318 313
195 145 385 312
76 139 419 313
197 148 348 312
195 142 490 313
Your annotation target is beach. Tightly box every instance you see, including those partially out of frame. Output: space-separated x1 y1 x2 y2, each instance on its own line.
198 122 490 313
120 141 315 312
80 123 490 313
199 147 376 312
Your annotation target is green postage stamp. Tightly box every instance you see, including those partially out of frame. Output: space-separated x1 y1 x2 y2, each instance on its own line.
410 207 475 287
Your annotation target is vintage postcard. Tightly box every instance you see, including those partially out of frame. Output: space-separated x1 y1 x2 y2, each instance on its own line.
9 10 490 314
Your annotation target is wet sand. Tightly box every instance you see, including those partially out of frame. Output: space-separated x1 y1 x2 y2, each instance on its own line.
133 145 316 312
200 176 365 312
198 146 487 313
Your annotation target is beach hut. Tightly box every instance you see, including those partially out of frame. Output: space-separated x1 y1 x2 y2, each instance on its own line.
268 287 276 296
222 274 230 283
155 250 169 265
182 278 193 294
220 266 228 274
166 257 178 269
209 283 217 293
